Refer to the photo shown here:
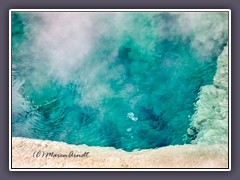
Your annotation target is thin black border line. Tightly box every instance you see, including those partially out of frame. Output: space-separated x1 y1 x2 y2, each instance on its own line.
228 9 231 170
228 11 230 170
10 14 11 171
10 10 231 170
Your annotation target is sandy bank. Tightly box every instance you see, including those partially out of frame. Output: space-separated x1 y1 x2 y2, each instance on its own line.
12 137 228 168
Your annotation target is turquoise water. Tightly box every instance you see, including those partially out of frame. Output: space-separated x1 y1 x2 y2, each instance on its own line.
12 12 228 151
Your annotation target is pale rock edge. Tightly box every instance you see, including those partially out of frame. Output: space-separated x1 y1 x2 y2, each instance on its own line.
188 44 228 146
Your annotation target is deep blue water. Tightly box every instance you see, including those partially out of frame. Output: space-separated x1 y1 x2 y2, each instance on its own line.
12 12 228 151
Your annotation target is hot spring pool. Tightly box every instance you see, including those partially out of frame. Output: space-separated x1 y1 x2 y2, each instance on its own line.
11 12 228 151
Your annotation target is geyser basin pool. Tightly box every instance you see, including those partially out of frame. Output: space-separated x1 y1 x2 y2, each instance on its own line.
12 11 229 152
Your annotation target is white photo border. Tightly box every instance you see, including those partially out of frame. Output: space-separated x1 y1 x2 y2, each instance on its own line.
9 9 231 171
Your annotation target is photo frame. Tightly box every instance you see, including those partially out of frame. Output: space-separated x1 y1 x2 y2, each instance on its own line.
9 9 231 171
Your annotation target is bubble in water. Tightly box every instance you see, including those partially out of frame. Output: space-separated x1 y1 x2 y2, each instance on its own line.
127 112 138 121
127 128 132 132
